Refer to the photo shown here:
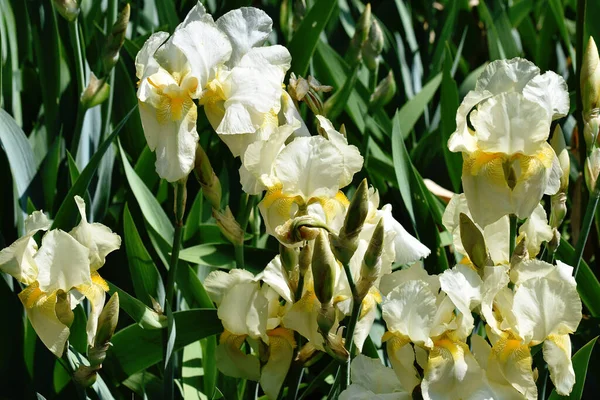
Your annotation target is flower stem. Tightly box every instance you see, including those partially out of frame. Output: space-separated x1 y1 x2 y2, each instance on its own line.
342 262 361 390
165 179 186 306
509 214 517 258
576 0 588 230
68 18 87 156
574 177 600 277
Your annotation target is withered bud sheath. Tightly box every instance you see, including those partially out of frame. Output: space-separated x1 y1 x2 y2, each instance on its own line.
510 236 528 267
334 179 369 264
311 231 337 306
194 144 222 210
213 206 244 246
103 4 130 73
298 241 313 278
459 213 492 272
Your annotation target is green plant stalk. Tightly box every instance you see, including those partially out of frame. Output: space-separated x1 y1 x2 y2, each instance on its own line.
166 180 186 306
574 176 600 277
369 63 379 93
341 262 362 390
102 0 118 141
576 0 588 231
69 18 87 156
509 214 517 258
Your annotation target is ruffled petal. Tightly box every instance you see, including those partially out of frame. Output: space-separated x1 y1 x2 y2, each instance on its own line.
216 7 273 67
382 280 437 347
439 265 482 337
256 256 293 303
488 334 537 400
0 236 39 285
349 354 408 395
281 291 324 350
522 71 569 120
474 58 539 94
217 280 269 341
135 32 169 80
204 269 255 305
384 335 421 393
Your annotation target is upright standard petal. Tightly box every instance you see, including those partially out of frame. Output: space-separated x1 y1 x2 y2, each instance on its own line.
474 58 539 94
70 196 121 270
216 7 273 67
382 280 437 348
522 71 569 120
35 230 92 294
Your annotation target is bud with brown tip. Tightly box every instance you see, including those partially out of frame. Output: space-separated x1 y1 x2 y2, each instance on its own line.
357 219 384 299
213 206 244 246
73 365 97 387
103 4 130 73
80 73 110 109
333 179 369 264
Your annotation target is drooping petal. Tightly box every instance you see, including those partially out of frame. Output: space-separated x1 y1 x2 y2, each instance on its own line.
488 334 537 400
0 236 39 285
480 265 511 335
448 90 492 154
216 7 273 67
439 265 482 338
69 196 121 271
76 272 108 346
282 291 324 350
510 259 577 287
35 230 92 293
421 339 494 400
217 280 269 341
543 334 575 396
382 280 437 348
260 328 296 400
512 277 582 344
378 205 430 265
378 263 440 297
384 334 421 393
24 211 52 233
19 288 69 357
353 296 378 352
215 331 261 381
258 186 300 237
347 354 409 396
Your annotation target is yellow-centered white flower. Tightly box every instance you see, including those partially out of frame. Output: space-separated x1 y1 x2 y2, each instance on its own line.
0 197 120 356
136 3 231 181
448 58 567 226
339 354 410 400
258 117 363 241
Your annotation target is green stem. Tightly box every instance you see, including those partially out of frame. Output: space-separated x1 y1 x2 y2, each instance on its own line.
165 180 186 306
341 263 361 390
369 64 379 93
573 177 600 277
509 214 517 258
102 0 118 141
576 0 588 231
69 18 87 156
234 244 245 270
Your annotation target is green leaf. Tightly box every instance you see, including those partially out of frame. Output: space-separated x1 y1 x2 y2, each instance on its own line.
176 264 215 309
123 204 165 307
392 114 416 228
397 74 442 140
42 136 62 213
555 238 600 317
107 281 166 329
155 0 179 32
0 108 37 218
119 139 174 244
429 0 459 76
103 309 223 383
51 106 136 230
179 244 276 273
440 47 462 192
288 0 336 76
549 0 576 71
548 336 597 400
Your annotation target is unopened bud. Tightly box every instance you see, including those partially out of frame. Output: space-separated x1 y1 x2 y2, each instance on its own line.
312 231 338 305
581 37 600 116
55 290 74 327
53 0 80 22
347 4 371 65
335 180 369 263
95 292 119 348
317 304 336 336
362 19 384 70
459 213 491 270
194 145 222 210
550 125 570 192
511 236 529 267
73 365 97 387
213 206 244 246
584 116 600 150
369 70 396 112
280 243 299 274
298 242 313 277
585 147 600 193
550 192 567 229
103 4 130 72
275 215 329 245
357 219 384 298
80 73 110 109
